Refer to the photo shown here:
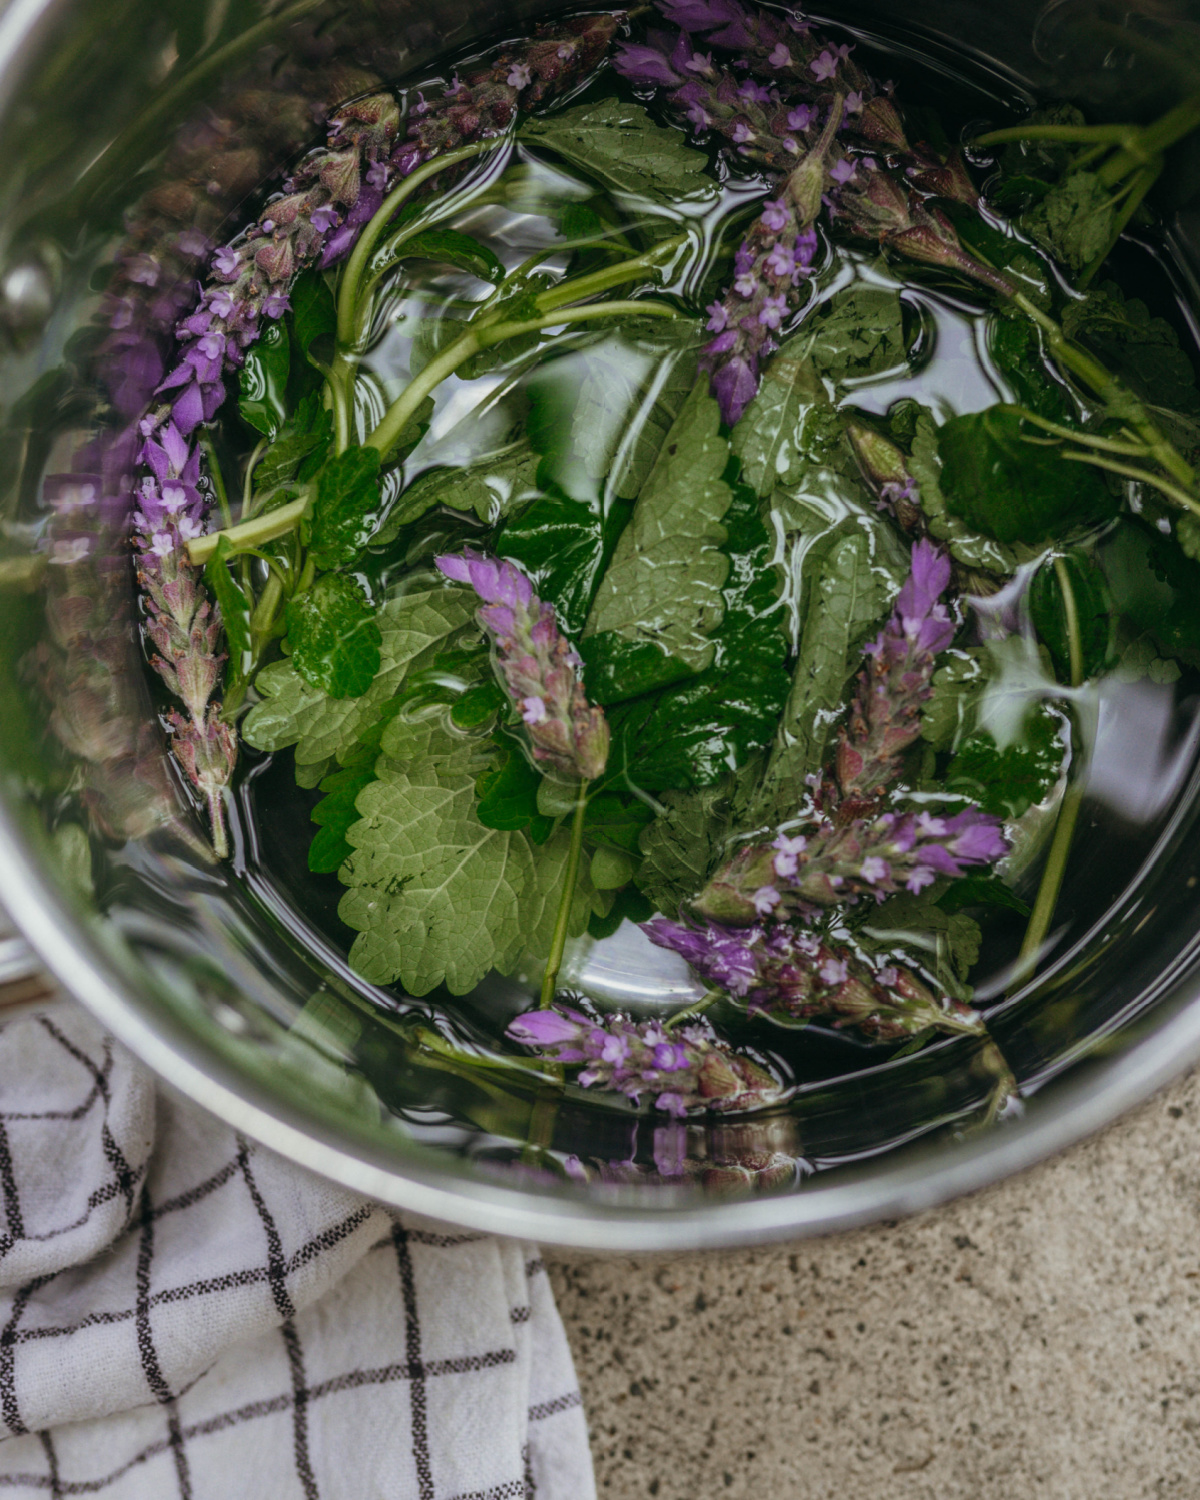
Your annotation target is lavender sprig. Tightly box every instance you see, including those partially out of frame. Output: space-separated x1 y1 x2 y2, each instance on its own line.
507 1005 785 1116
695 541 1006 924
435 550 609 781
644 916 985 1040
833 537 954 811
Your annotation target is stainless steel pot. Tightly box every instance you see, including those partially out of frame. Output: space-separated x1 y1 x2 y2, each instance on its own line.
2 0 1199 1251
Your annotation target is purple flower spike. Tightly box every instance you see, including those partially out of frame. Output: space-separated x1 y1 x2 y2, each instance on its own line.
645 918 986 1042
435 549 609 781
507 1004 784 1115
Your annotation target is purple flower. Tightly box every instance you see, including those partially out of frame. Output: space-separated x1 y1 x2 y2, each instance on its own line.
767 41 791 67
810 48 839 81
787 103 817 131
708 353 759 426
845 90 864 114
507 1002 783 1114
687 100 712 128
761 198 790 232
435 549 609 780
829 158 856 185
758 293 788 329
764 243 794 277
614 40 683 88
212 247 239 279
705 301 729 332
507 62 533 88
731 120 755 144
737 78 772 104
310 204 340 234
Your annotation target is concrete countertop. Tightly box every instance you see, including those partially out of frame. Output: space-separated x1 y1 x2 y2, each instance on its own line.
548 1067 1200 1498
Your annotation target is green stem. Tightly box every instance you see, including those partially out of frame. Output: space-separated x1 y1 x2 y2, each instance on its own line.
367 299 677 458
1096 94 1200 188
1012 557 1086 990
187 493 308 565
1058 450 1200 517
1012 290 1198 491
664 991 721 1030
539 783 589 1009
972 122 1137 149
1054 554 1086 689
248 568 285 662
336 139 498 349
1009 406 1151 457
1078 158 1163 290
242 438 268 518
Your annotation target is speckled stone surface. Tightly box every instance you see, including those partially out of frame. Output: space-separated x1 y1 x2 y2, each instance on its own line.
548 1067 1200 1499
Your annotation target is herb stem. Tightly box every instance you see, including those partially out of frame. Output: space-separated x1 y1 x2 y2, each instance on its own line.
1096 94 1200 188
1079 158 1163 290
242 438 268 518
1011 557 1086 990
336 140 499 349
366 299 677 458
248 568 285 661
187 493 309 565
973 122 1138 149
1058 450 1200 517
1012 290 1198 492
664 991 721 1030
539 782 589 1009
1009 406 1152 457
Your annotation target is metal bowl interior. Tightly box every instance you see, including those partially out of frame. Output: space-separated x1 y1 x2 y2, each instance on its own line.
2 0 1200 1250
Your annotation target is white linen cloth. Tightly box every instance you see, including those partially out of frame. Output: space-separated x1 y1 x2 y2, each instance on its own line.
0 994 595 1499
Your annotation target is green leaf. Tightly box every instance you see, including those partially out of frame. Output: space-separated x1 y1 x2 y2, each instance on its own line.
291 269 337 368
938 873 1030 918
1023 170 1114 277
475 735 555 842
584 383 732 683
255 393 333 493
1062 280 1200 419
497 486 632 640
337 715 601 994
245 586 476 763
373 226 505 285
1101 519 1200 668
636 784 731 915
285 574 382 700
308 447 383 570
1028 551 1114 682
945 701 1065 819
861 889 982 989
748 518 899 828
600 474 791 791
450 678 506 729
907 408 1035 573
378 445 541 541
782 281 908 389
921 650 988 753
583 791 655 857
309 761 379 874
938 404 1115 545
988 316 1075 424
731 355 832 499
238 318 291 439
520 98 717 203
588 884 655 939
203 537 252 686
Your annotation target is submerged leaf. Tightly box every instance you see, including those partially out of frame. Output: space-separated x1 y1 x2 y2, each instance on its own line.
584 383 732 683
1023 170 1113 277
338 716 600 994
636 784 732 916
1062 280 1200 419
938 404 1114 546
285 574 382 700
520 98 717 202
243 586 474 764
238 318 291 439
308 446 383 570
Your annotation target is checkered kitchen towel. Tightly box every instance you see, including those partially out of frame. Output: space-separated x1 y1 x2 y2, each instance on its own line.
0 988 594 1498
